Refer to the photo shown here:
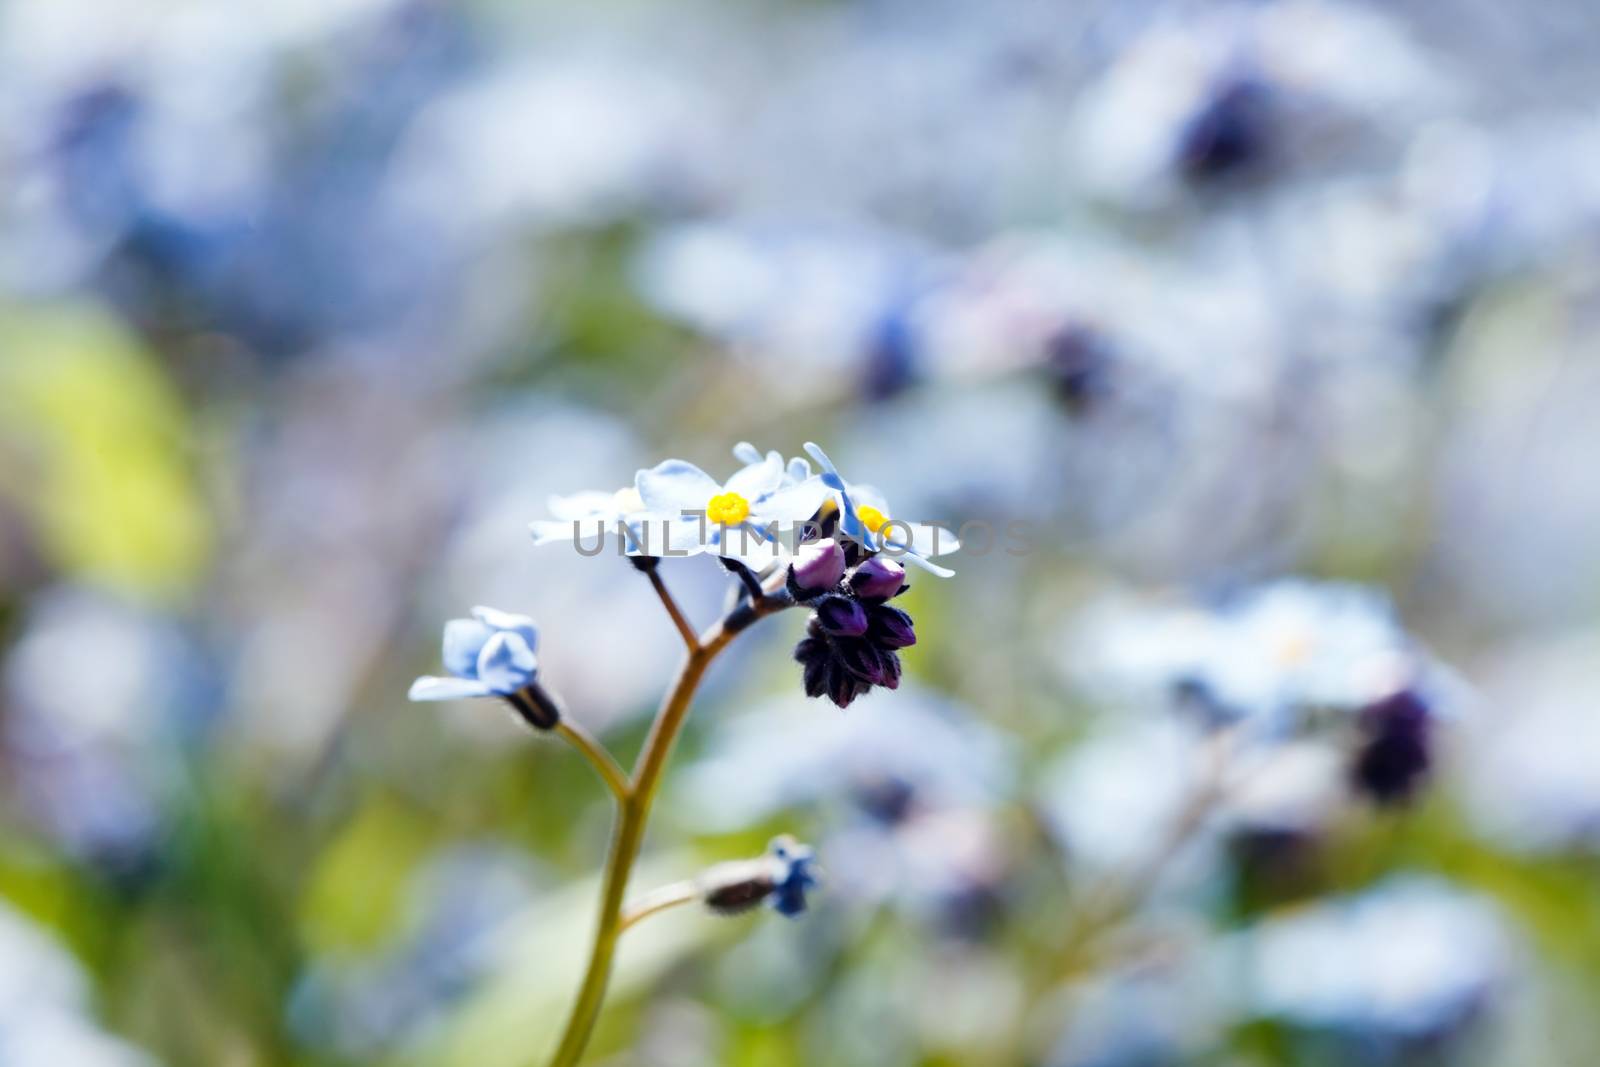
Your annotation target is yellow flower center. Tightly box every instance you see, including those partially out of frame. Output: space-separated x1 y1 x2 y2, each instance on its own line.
706 491 751 526
856 505 889 533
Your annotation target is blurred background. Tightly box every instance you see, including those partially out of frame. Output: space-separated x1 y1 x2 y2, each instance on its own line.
4 0 1600 1064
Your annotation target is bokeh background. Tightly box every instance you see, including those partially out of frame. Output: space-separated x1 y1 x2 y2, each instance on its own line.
4 0 1600 1064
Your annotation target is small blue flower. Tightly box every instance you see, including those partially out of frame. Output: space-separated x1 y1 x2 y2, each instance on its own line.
409 607 538 701
635 452 828 567
529 486 659 555
802 442 959 577
766 835 819 918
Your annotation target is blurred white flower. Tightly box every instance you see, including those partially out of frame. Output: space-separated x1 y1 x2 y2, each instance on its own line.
1065 0 1456 208
1070 579 1423 728
1459 629 1600 851
1233 876 1510 1038
0 901 163 1067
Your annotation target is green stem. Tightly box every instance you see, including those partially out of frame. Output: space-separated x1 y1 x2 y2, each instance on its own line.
555 719 630 804
544 586 786 1067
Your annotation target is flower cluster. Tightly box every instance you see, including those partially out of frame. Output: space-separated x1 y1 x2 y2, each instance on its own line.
789 543 916 708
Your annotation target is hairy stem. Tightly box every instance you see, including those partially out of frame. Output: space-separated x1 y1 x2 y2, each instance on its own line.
544 578 788 1067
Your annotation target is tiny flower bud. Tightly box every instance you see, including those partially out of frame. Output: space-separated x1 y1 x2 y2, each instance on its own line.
826 661 864 708
787 540 847 597
834 638 890 686
794 637 830 698
867 605 917 649
849 557 907 601
878 649 902 690
504 683 562 731
814 595 869 637
697 837 820 918
699 858 780 916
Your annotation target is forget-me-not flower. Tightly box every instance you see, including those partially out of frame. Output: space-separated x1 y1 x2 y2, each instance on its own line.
529 486 658 555
409 607 539 701
803 442 960 576
635 450 828 566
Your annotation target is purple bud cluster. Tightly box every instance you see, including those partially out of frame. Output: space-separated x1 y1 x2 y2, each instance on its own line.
787 542 916 708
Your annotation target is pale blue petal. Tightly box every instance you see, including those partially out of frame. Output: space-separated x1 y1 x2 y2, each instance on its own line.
751 477 829 524
409 675 494 701
442 618 493 677
802 443 866 541
802 442 844 489
732 442 763 465
662 515 713 555
785 457 812 483
898 551 955 578
529 519 581 546
476 631 538 694
717 524 793 568
471 607 538 653
547 491 618 520
851 484 891 514
725 451 785 498
912 522 961 556
877 520 959 558
637 460 722 516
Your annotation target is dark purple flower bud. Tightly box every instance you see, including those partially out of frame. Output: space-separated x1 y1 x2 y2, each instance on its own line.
787 540 847 598
826 662 864 709
867 605 917 649
834 638 890 686
814 595 869 637
849 557 907 602
793 637 830 699
1350 689 1433 805
878 650 902 690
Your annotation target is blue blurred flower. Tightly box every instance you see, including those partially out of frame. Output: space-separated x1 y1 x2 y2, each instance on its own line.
409 607 538 701
766 836 819 919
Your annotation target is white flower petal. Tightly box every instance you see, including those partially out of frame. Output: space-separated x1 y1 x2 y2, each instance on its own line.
409 675 494 701
470 607 538 653
442 618 494 677
477 631 538 694
547 490 619 520
751 477 830 525
636 460 723 516
851 483 891 514
885 522 960 557
660 515 714 555
898 551 955 578
725 451 786 498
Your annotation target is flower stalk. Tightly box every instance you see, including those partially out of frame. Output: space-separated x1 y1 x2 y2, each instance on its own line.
543 572 793 1067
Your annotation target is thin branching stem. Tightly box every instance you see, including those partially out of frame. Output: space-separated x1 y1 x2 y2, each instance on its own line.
544 573 791 1067
617 880 700 933
555 719 631 804
644 566 699 652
